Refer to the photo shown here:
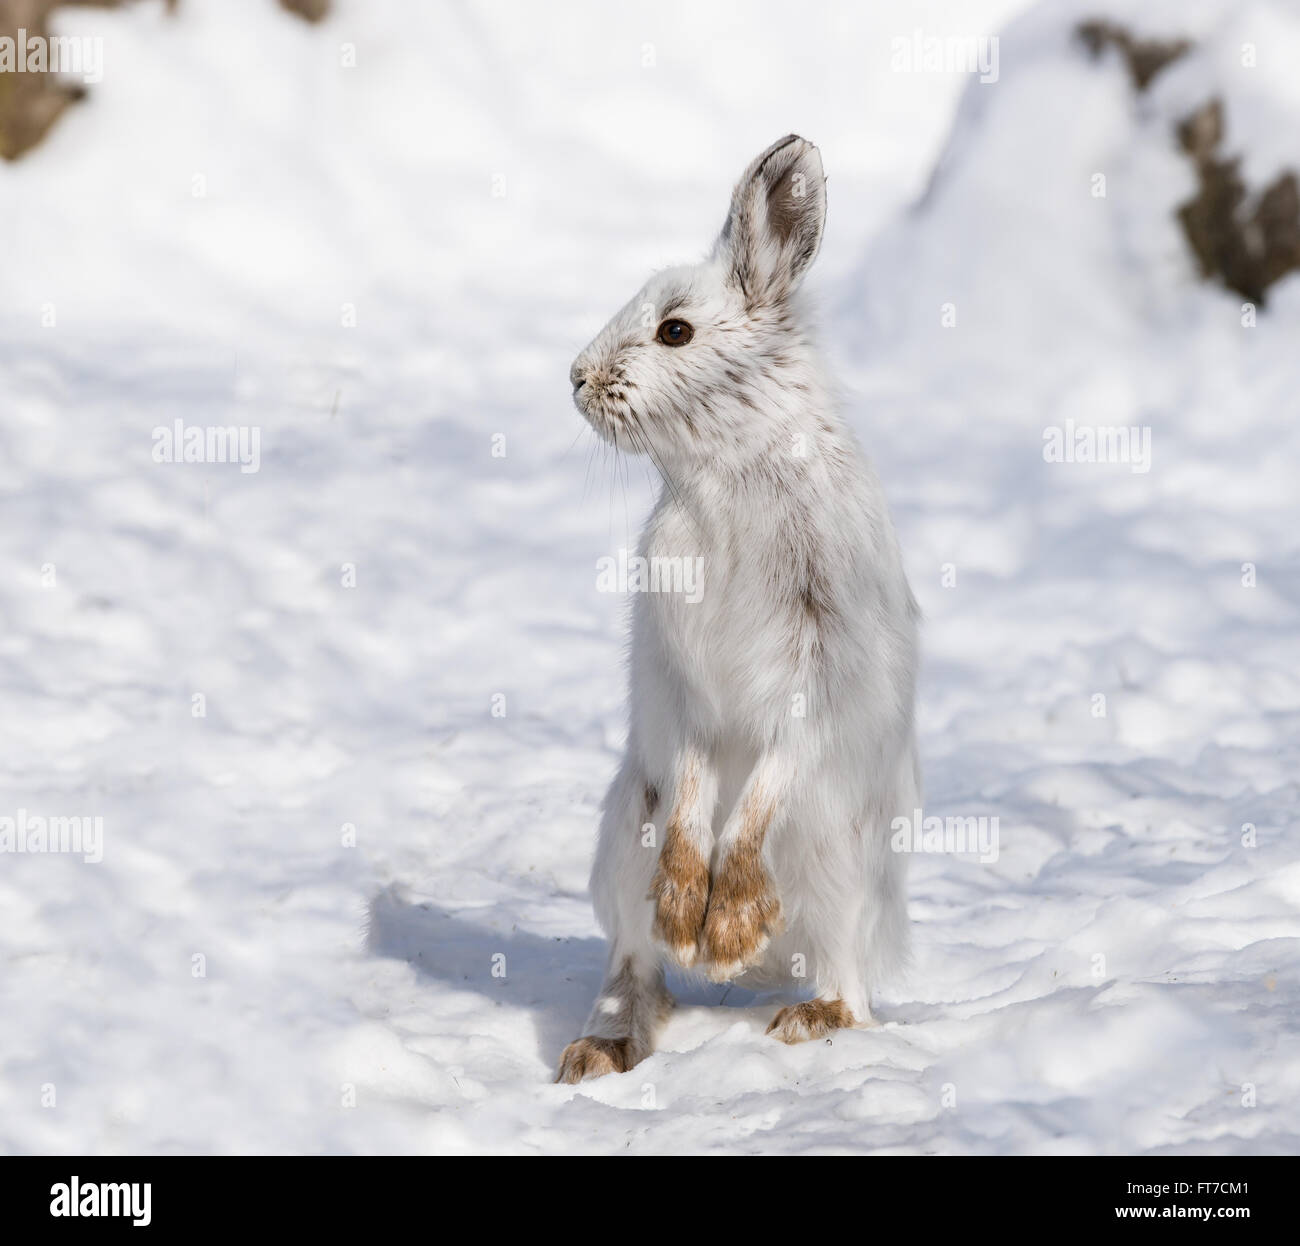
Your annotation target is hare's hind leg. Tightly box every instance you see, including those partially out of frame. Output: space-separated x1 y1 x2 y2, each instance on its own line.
763 806 891 1045
554 950 672 1082
764 945 870 1043
556 760 671 1083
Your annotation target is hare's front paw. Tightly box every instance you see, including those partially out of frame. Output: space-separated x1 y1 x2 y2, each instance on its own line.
554 1036 636 1083
649 829 710 967
700 847 782 981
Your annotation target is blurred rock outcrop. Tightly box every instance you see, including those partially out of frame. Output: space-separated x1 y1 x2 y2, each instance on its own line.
1 0 100 160
1175 97 1300 306
1076 19 1190 91
0 0 326 161
1078 18 1300 307
278 0 328 21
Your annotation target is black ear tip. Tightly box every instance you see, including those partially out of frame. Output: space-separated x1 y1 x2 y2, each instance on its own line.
765 135 822 173
752 134 819 182
769 134 806 157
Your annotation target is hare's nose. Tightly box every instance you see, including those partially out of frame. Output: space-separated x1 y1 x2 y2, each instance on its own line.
570 360 590 391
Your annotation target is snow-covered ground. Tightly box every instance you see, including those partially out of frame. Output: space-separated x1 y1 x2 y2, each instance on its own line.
1 0 1297 1154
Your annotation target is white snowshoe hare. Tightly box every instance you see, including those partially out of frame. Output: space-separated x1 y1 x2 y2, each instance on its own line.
557 136 920 1083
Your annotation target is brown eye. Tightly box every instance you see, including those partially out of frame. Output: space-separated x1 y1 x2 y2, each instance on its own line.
656 318 694 346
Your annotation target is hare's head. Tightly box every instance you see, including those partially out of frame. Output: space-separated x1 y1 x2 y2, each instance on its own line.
571 135 827 467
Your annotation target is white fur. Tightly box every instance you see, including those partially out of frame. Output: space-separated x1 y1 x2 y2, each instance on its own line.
559 137 920 1079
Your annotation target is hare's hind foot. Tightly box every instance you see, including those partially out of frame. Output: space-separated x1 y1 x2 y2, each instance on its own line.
766 997 857 1044
555 1036 638 1083
554 954 672 1083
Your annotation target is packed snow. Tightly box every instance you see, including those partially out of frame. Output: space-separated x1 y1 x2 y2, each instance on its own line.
1 0 1297 1154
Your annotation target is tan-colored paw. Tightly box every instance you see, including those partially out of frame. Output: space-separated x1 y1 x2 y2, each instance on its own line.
766 998 854 1044
649 830 710 967
554 1036 635 1083
699 847 782 981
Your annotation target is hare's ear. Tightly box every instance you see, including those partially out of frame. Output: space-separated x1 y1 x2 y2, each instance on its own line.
715 135 826 305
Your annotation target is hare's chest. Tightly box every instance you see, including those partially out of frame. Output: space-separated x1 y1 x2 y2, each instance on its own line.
638 516 794 718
